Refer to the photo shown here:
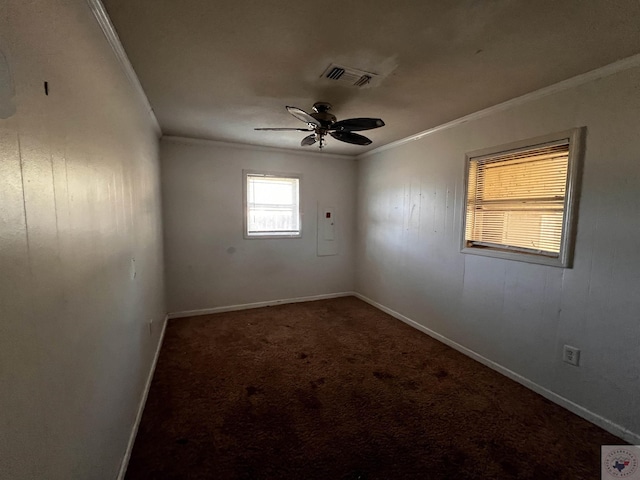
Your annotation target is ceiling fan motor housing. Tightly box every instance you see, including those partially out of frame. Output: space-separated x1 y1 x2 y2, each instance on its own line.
311 102 336 126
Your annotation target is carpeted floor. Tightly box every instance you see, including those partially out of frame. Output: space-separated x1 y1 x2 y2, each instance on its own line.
125 296 623 479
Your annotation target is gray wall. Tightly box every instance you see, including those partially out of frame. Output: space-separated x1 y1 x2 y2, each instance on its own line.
161 138 356 314
0 1 165 478
356 66 640 441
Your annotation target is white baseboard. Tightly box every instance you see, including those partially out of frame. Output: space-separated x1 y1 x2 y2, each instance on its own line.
167 292 356 319
117 314 169 480
354 293 640 445
122 292 639 461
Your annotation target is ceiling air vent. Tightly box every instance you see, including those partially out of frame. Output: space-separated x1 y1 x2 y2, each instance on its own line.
326 66 345 80
320 63 379 88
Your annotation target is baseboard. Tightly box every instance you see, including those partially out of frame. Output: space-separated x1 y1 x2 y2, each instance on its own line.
117 314 169 480
125 294 640 446
167 292 356 319
354 293 640 445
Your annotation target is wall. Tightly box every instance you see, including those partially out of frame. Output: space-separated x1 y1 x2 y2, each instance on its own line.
161 138 356 314
0 1 165 478
356 65 640 441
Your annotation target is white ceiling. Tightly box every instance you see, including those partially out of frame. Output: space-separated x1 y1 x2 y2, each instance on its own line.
101 0 640 156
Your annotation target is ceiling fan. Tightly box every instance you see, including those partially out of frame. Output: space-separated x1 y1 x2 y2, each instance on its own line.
255 102 385 149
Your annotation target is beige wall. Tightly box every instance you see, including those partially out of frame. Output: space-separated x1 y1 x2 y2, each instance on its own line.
0 1 165 478
3 2 638 477
161 138 356 314
356 65 640 442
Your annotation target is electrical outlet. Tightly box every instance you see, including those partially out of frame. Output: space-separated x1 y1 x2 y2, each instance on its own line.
563 345 580 366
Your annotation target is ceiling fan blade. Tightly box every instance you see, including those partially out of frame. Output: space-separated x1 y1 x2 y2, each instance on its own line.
254 127 314 131
300 134 317 146
329 131 372 146
330 117 385 132
286 106 321 127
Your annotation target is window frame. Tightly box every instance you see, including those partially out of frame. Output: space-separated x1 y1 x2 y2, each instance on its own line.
243 169 303 239
460 128 584 268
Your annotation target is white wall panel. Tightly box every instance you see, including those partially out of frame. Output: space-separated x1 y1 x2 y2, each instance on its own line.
0 1 164 478
356 66 640 439
161 138 356 313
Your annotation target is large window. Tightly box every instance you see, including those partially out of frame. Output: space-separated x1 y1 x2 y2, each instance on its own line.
462 129 583 267
244 171 301 238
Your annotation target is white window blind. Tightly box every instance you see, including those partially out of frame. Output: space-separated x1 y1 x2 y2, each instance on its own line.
465 141 571 257
246 173 300 237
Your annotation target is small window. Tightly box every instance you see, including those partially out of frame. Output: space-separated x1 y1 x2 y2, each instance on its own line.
462 129 583 267
244 171 301 238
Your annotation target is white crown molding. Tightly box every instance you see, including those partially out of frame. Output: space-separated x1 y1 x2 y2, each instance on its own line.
86 0 161 136
359 53 640 159
162 135 355 160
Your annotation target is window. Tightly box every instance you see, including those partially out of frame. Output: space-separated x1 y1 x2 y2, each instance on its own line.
244 171 301 238
462 129 583 267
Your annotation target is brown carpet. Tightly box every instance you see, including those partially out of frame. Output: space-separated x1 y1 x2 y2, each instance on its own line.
126 296 622 479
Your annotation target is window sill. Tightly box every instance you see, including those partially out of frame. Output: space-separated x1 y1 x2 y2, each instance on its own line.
461 245 570 268
244 233 302 239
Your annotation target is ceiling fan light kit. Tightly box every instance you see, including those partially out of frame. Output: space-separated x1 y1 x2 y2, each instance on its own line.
255 102 385 149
